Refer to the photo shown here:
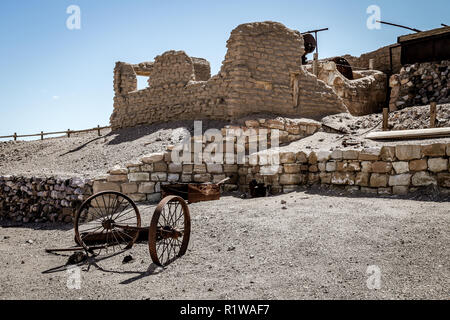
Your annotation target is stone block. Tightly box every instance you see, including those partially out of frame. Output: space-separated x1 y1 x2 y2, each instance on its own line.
361 161 372 173
106 174 128 183
168 163 182 173
326 161 336 172
141 152 165 164
280 152 296 164
109 166 128 175
147 193 162 203
193 174 211 183
151 172 167 182
193 164 207 173
395 145 421 161
330 149 343 160
207 163 223 174
296 151 308 163
380 146 396 161
93 181 121 194
342 150 359 160
153 161 168 172
128 193 147 202
388 174 411 186
279 174 302 185
138 182 155 194
182 165 193 174
284 164 301 174
308 152 318 164
409 159 427 171
331 172 355 185
371 162 392 173
128 172 150 182
428 158 448 173
359 148 381 161
223 164 238 173
355 173 369 187
337 161 360 172
378 187 392 195
121 182 138 194
317 150 331 162
392 162 409 174
319 172 332 184
422 144 446 157
411 172 437 186
370 174 388 187
437 173 450 188
168 174 180 182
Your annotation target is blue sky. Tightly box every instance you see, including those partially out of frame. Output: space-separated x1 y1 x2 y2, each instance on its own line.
0 0 448 137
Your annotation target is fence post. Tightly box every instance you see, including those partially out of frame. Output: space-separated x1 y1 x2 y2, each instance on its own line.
67 129 71 138
97 125 101 136
382 108 389 131
41 131 44 140
13 133 17 141
430 102 437 128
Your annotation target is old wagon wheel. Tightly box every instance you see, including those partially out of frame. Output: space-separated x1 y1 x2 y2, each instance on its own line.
74 191 141 255
148 195 191 266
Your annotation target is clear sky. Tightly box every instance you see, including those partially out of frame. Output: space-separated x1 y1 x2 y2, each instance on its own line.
0 0 448 137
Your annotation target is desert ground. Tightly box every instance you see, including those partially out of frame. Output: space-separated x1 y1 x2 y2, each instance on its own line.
0 189 448 300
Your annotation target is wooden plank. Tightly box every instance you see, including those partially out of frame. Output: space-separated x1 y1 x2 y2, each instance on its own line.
366 127 450 140
398 26 450 43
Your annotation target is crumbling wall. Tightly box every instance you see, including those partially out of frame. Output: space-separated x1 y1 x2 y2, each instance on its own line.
389 60 450 110
316 61 387 116
110 21 349 130
343 44 401 74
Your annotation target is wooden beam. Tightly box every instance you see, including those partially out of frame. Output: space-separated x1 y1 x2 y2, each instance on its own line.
366 127 450 140
382 108 389 131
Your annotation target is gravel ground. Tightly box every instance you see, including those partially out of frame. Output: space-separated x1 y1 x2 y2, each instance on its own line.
0 191 448 300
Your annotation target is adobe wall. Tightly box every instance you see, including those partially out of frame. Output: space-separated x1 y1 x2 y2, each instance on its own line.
343 44 402 74
110 21 348 130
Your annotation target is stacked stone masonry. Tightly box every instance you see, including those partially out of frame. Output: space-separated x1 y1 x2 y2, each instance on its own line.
0 177 93 223
110 21 392 130
98 139 450 202
389 60 450 110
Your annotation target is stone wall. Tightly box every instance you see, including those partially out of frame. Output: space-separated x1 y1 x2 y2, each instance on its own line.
315 61 387 116
110 21 350 130
0 176 93 223
342 44 402 74
389 60 450 111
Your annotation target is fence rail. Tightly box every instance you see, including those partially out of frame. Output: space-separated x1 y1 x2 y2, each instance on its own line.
0 125 111 141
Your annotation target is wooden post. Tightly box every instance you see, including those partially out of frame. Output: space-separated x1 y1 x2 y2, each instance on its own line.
40 131 44 140
430 102 437 128
382 108 389 131
313 53 319 76
13 133 17 141
97 125 101 136
67 129 71 138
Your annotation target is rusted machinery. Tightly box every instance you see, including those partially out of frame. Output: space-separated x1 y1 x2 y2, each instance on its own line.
46 192 191 267
161 178 230 203
330 56 354 80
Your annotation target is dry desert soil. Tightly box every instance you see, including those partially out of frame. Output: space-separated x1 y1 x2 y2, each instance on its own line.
0 190 448 300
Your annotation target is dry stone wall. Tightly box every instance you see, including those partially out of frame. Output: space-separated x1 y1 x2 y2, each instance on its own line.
0 176 93 223
110 21 349 130
389 60 450 110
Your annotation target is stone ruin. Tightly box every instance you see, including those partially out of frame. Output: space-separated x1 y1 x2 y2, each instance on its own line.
110 21 389 130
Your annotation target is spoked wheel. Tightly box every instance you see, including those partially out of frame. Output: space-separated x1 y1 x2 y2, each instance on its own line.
149 196 191 266
74 191 141 256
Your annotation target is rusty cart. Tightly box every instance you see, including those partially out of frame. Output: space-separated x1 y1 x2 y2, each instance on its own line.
46 191 191 267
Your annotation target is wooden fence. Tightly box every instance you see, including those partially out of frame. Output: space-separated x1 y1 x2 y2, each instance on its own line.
0 125 111 141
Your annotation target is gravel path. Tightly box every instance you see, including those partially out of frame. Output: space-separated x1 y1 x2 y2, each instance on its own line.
0 191 448 300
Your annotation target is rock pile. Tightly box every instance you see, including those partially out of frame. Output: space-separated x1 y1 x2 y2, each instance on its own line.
0 176 92 223
390 60 450 110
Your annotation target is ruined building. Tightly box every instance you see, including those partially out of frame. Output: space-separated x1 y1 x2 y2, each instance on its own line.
110 21 389 130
